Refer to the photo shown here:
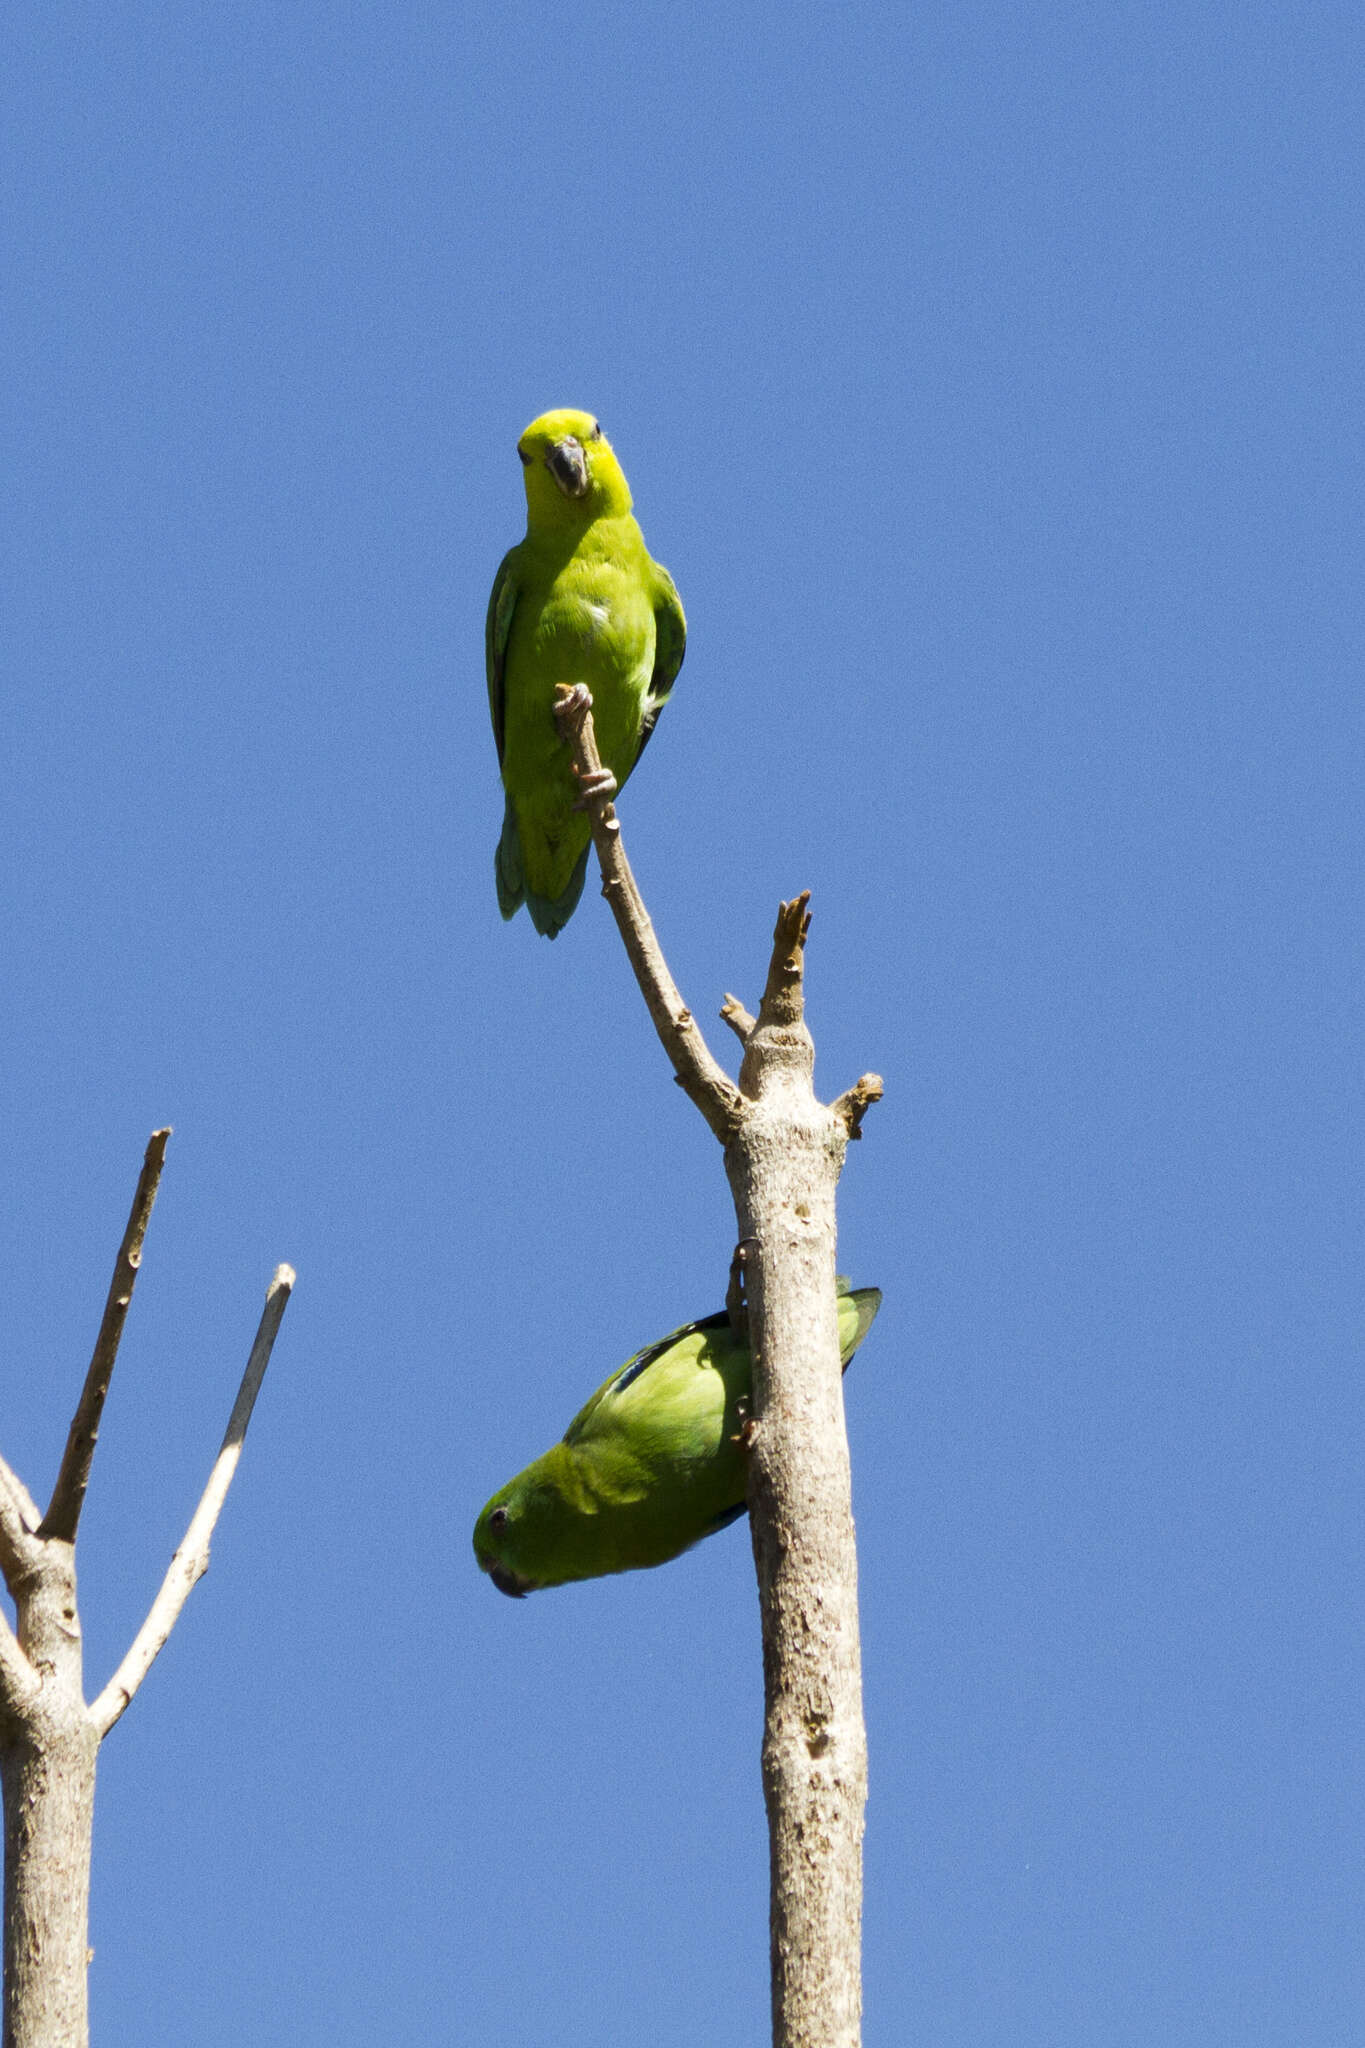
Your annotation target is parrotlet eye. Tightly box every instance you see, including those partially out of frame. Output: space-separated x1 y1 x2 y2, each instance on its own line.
590 421 603 440
517 446 531 466
490 1506 509 1531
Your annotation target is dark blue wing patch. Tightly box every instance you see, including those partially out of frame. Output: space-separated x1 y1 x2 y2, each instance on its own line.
607 1309 730 1399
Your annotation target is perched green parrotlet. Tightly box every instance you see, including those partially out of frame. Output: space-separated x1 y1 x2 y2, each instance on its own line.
486 408 686 937
473 1282 881 1596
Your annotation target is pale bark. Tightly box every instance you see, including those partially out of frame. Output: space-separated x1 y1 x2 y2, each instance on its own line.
90 1264 294 1738
0 1136 292 2046
554 689 882 2048
1 1544 97 2048
727 901 871 2048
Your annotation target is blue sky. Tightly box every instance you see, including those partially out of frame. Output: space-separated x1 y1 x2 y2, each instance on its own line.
2 4 1361 2042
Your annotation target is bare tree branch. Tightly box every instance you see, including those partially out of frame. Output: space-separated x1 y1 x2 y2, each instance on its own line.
832 1073 885 1141
560 688 881 2047
553 685 743 1143
39 1128 171 1542
719 993 756 1043
89 1263 294 1738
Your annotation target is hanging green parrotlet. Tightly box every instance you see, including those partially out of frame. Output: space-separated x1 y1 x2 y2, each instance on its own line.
473 1282 881 1596
486 407 686 936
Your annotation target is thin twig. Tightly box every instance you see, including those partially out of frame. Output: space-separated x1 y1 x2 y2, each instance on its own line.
40 1129 171 1542
553 685 742 1143
832 1073 885 1141
89 1264 294 1738
719 993 756 1043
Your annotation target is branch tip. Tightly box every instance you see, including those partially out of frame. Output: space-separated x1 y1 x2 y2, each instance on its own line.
833 1072 884 1139
749 890 813 1044
720 994 756 1044
775 890 812 952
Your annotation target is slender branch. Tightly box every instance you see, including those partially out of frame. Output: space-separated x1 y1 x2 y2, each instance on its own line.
832 1073 884 1141
40 1128 171 1542
89 1264 294 1738
553 685 743 1143
719 993 756 1043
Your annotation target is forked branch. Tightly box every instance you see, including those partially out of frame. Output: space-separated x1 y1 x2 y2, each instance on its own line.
0 1131 294 2048
555 685 880 2048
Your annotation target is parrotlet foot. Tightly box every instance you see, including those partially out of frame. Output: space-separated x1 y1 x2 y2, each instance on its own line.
571 765 619 811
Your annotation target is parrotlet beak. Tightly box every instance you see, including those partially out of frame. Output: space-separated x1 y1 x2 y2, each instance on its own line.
545 436 590 498
488 1561 533 1599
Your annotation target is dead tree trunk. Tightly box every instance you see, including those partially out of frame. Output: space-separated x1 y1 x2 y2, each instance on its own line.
0 1132 292 2048
555 687 881 2048
0 1540 97 2048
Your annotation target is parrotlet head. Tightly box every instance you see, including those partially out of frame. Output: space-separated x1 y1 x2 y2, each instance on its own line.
517 407 632 525
473 1463 570 1599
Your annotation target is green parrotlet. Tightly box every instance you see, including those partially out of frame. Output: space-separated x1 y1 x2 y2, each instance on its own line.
486 407 686 936
473 1282 882 1595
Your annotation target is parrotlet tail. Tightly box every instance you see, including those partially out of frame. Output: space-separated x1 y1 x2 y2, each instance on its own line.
494 797 590 939
835 1276 883 1355
495 795 525 920
526 844 589 938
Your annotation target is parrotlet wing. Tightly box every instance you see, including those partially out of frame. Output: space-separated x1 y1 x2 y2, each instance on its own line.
485 549 519 766
487 550 540 920
562 1309 727 1444
636 561 686 760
